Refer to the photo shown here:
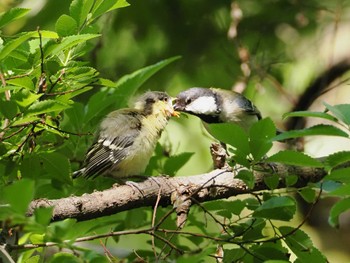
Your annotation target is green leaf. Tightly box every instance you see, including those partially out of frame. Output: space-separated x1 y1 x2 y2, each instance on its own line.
26 100 71 116
325 151 350 170
20 154 41 179
324 102 350 126
279 226 327 262
3 179 34 214
283 111 337 122
245 197 260 211
324 167 350 184
62 103 85 132
113 56 181 108
236 169 255 189
11 116 40 126
34 207 53 226
249 118 275 160
70 0 94 27
264 174 280 190
83 90 118 125
242 218 266 240
298 188 316 203
266 150 322 167
273 124 348 141
0 100 18 119
223 249 245 263
207 123 250 155
98 78 116 87
23 255 40 263
0 8 30 29
204 199 245 217
253 196 296 221
13 89 43 107
7 76 35 90
285 175 298 187
39 152 71 184
49 252 80 263
163 152 194 176
0 30 58 61
91 0 130 21
38 30 59 39
279 226 312 249
226 199 246 216
45 34 100 58
55 15 78 37
327 184 350 197
251 242 289 261
0 31 36 60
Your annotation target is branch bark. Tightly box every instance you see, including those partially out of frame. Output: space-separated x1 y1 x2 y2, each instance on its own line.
27 162 328 222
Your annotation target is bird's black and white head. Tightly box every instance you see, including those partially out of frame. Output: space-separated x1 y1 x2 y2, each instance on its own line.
173 87 222 123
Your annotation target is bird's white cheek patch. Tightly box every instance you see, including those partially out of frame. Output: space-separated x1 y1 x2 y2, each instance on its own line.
186 96 217 114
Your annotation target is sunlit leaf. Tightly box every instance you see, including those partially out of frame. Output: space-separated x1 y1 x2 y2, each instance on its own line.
7 76 34 90
0 31 36 60
273 124 348 141
113 56 181 108
55 14 78 37
26 100 71 116
266 150 322 167
45 34 100 58
283 111 337 122
13 89 43 107
208 123 250 155
91 0 130 21
0 8 30 29
70 0 94 27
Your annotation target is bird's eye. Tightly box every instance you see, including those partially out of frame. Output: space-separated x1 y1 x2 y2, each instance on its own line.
163 97 168 102
186 98 192 104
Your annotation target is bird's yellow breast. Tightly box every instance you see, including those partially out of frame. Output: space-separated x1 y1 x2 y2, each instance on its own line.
109 111 169 178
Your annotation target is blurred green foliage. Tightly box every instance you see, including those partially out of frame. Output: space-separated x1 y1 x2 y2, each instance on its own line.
1 0 350 262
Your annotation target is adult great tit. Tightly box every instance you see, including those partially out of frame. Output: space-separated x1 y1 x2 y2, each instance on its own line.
174 87 261 132
73 91 179 179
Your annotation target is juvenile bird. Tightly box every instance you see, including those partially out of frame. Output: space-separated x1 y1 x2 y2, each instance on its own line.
174 87 261 132
73 91 178 179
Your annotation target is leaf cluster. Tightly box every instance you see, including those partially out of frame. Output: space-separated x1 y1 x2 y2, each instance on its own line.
1 1 350 262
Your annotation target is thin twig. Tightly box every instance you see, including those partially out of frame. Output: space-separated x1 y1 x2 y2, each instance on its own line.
151 187 162 260
0 126 26 141
0 71 10 140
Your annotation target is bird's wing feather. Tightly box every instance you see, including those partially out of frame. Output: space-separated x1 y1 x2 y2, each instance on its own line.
80 110 143 178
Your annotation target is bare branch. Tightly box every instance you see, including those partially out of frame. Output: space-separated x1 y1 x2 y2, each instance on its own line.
27 162 328 223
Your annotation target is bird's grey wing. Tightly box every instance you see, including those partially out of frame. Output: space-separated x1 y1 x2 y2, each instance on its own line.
78 111 142 179
238 97 262 120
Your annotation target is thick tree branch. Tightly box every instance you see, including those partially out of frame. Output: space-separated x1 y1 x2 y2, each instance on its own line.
27 162 327 222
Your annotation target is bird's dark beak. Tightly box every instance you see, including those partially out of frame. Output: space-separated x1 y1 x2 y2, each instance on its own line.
172 98 184 111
